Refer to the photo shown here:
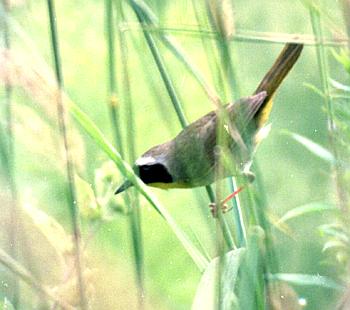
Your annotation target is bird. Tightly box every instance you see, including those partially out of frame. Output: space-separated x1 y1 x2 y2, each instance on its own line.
115 43 303 195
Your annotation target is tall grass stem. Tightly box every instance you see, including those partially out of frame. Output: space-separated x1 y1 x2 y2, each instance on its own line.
309 6 348 212
105 0 124 154
46 0 87 308
114 1 145 307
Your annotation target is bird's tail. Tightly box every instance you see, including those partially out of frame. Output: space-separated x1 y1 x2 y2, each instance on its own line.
254 43 303 129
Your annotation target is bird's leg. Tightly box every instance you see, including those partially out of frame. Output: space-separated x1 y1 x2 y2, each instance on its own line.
209 186 244 218
208 161 255 217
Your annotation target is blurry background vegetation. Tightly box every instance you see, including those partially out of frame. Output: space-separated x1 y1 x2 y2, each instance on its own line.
0 0 349 309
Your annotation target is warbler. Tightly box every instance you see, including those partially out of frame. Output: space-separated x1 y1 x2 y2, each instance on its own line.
115 43 303 195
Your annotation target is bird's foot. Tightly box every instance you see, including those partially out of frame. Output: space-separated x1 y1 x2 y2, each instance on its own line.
209 186 244 218
209 202 230 218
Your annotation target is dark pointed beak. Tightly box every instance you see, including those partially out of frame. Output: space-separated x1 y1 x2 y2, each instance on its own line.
114 180 133 195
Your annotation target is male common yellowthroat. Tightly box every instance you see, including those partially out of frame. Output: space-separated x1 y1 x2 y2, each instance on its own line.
115 43 303 195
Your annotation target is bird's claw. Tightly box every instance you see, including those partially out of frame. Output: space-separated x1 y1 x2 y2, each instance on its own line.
209 202 230 218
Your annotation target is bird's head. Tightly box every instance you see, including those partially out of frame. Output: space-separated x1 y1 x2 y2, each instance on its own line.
114 155 173 195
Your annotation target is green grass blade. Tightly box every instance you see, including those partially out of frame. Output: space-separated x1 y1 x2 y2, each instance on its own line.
285 131 335 163
278 202 337 224
192 248 245 310
332 49 350 74
319 224 350 244
237 227 266 310
267 273 345 291
330 78 350 92
303 82 325 98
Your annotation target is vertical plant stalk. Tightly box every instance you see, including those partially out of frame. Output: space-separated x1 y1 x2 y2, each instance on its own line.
205 2 244 306
1 0 20 306
191 1 245 246
252 162 280 273
237 227 265 310
309 7 348 212
205 0 240 102
105 0 124 154
111 1 145 307
244 186 270 310
203 0 248 248
46 1 87 308
206 2 271 308
128 0 235 250
229 177 246 246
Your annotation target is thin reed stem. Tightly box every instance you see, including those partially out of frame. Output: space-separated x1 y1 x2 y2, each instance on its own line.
204 8 252 281
252 162 280 272
46 1 87 308
228 178 246 246
114 1 145 307
117 23 349 47
204 0 249 249
191 0 247 249
309 7 348 212
105 0 124 154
